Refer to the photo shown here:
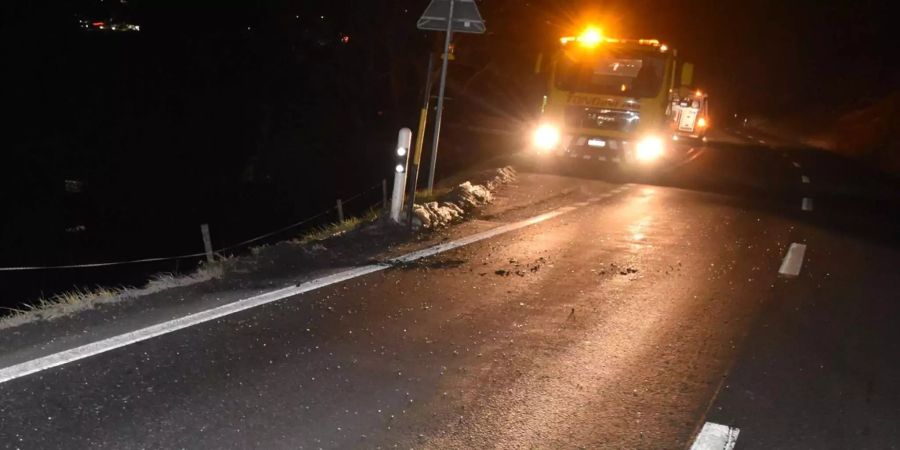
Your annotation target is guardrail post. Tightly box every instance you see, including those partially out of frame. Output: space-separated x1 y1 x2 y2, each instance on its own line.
200 224 214 263
390 128 413 223
336 199 344 222
382 179 388 212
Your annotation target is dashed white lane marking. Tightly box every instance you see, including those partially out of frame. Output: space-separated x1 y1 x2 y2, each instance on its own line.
0 188 632 385
572 201 590 207
758 139 767 144
779 243 808 277
801 175 811 184
690 422 740 450
802 197 814 212
792 161 801 168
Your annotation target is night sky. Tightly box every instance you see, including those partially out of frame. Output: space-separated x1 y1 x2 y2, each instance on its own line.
4 0 895 115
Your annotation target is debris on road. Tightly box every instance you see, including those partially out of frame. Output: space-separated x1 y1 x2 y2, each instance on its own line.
412 167 517 230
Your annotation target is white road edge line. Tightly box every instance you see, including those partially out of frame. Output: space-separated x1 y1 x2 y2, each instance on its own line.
801 175 811 184
0 196 618 385
802 197 814 212
690 422 740 450
778 242 808 277
792 161 801 168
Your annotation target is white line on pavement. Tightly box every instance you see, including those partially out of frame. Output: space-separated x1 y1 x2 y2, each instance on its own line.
0 265 387 385
792 161 801 168
1 193 630 385
758 139 767 144
802 197 814 212
690 422 740 450
778 243 808 277
801 175 810 184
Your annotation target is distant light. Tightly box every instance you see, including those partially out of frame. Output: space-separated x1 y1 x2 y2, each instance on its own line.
341 35 350 44
697 117 708 128
395 164 405 173
695 90 703 97
660 44 668 52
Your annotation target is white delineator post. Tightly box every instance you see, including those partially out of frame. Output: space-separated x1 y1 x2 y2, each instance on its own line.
390 128 413 223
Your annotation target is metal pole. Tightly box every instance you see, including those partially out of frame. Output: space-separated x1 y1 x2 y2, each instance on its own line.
426 0 455 193
382 179 388 211
200 223 214 263
407 52 435 226
336 199 344 222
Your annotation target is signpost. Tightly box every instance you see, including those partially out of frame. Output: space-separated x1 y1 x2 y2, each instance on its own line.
406 53 435 226
417 0 485 192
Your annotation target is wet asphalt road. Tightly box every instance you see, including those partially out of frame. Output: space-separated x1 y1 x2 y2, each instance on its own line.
1 130 899 449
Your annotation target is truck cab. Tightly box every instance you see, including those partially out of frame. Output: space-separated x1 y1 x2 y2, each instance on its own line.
532 27 703 166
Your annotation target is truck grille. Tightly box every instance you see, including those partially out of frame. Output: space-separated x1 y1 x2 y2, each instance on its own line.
565 107 640 133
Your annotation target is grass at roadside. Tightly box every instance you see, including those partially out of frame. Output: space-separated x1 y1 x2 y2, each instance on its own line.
291 207 381 246
0 257 232 330
0 208 385 331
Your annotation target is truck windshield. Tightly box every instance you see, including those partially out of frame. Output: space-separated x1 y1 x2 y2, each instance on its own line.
555 48 667 98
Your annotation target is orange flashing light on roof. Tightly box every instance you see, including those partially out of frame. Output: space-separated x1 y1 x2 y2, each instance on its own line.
560 26 604 47
559 28 667 52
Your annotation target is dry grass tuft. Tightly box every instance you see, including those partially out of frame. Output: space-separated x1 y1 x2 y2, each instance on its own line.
291 208 380 246
0 256 235 330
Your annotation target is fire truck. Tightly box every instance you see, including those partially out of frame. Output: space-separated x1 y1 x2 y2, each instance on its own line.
532 27 709 165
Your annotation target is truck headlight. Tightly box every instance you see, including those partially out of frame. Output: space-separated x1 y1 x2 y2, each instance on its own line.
533 124 561 151
636 136 664 162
